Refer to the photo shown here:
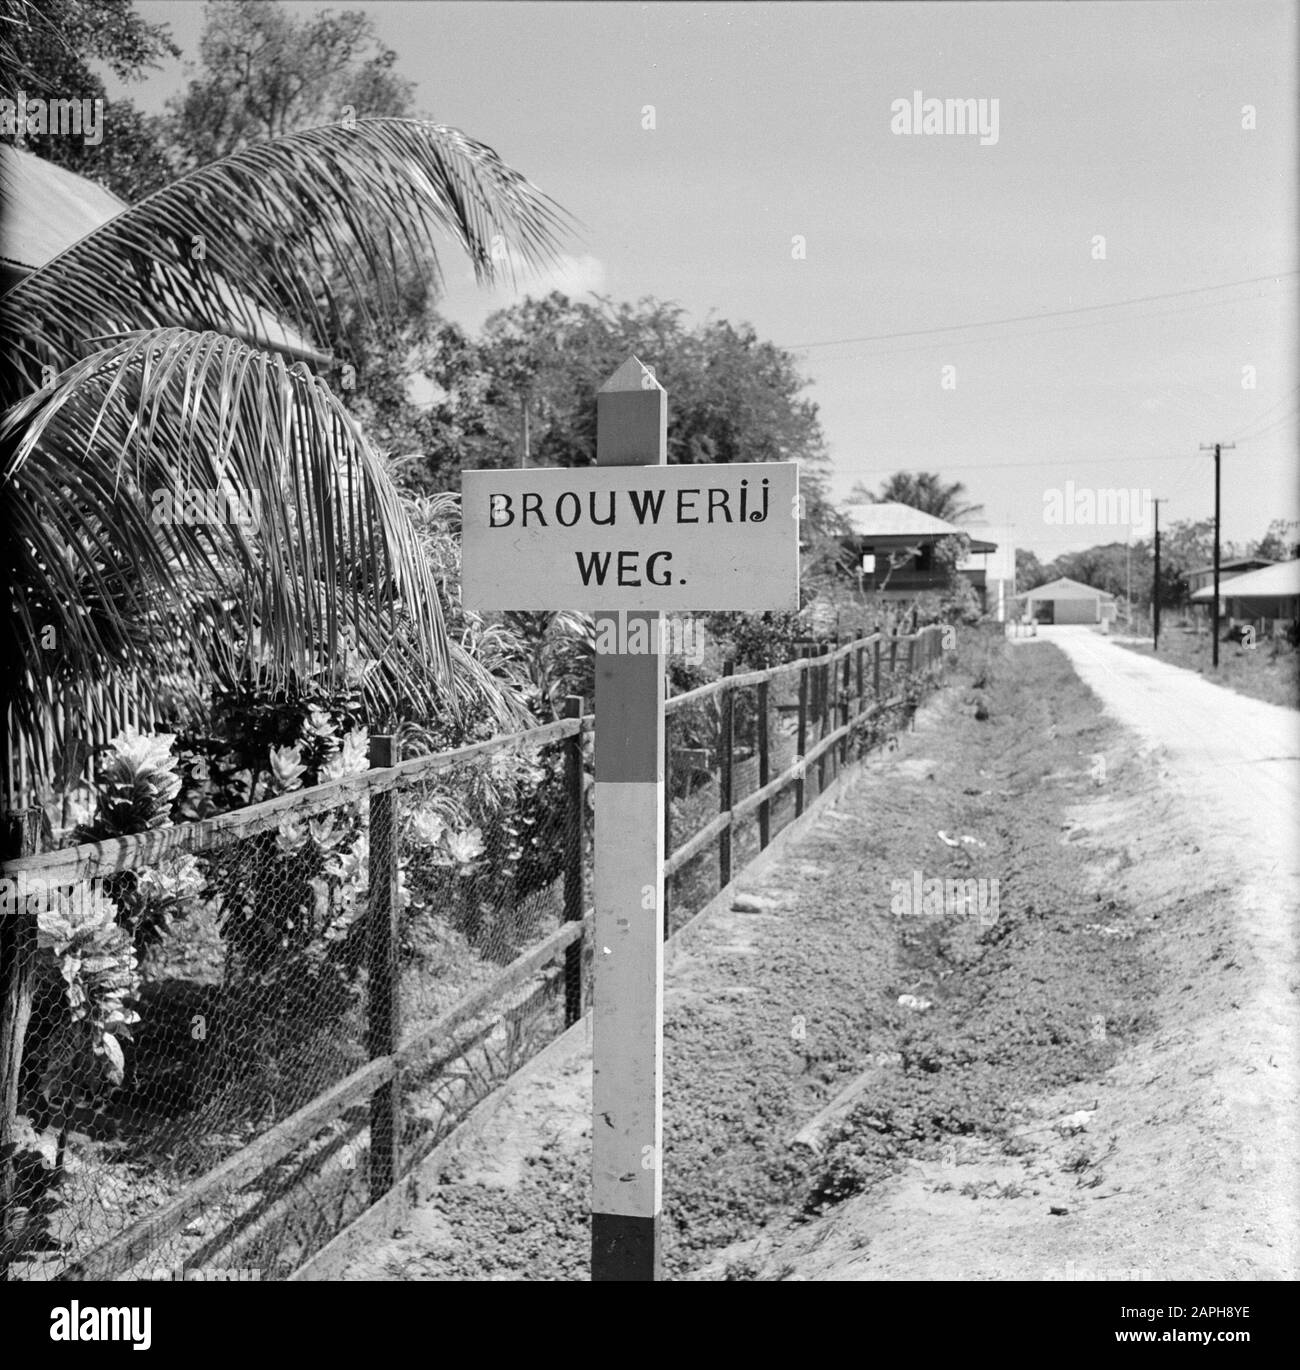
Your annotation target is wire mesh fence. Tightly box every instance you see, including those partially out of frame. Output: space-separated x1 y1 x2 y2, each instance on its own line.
0 716 589 1282
0 626 943 1281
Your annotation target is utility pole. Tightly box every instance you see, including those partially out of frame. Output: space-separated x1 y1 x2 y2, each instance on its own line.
1151 498 1168 650
1200 444 1235 667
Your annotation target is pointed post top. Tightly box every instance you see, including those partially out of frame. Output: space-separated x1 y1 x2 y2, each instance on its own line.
597 354 667 466
598 355 664 394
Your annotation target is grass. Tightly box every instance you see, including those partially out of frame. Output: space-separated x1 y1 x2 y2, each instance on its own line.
1113 622 1298 710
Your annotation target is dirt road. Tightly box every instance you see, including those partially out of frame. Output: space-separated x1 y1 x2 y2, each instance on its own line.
702 628 1300 1280
339 629 1299 1281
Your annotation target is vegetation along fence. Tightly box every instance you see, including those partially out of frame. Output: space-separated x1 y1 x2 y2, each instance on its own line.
0 625 945 1281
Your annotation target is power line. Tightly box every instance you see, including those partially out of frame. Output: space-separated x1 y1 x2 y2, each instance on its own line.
795 287 1291 362
1229 387 1300 442
1229 384 1300 436
834 450 1229 474
786 271 1299 352
1236 407 1299 443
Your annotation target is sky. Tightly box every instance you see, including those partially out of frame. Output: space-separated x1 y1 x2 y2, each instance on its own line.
109 0 1298 560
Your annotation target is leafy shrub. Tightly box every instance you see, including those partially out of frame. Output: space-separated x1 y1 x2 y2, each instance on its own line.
35 888 140 1115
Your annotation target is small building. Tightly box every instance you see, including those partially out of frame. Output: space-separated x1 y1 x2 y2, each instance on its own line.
840 502 997 607
1185 557 1275 598
1190 558 1300 631
1013 576 1117 625
1184 557 1275 620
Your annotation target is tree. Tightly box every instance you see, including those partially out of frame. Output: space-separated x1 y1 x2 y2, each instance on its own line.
1015 547 1047 593
152 1 468 487
455 292 841 533
1 111 572 1256
2 116 572 790
1152 518 1248 608
846 471 984 523
0 0 178 201
1252 518 1300 563
161 0 415 171
1049 542 1138 600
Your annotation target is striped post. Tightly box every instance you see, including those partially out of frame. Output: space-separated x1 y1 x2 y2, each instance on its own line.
591 357 665 1281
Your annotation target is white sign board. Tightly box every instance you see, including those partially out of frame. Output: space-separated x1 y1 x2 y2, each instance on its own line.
461 462 799 612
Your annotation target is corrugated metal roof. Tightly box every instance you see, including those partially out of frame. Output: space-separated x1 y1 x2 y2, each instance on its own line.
1 145 330 365
1013 576 1116 601
842 501 968 538
1190 558 1300 601
1186 557 1274 577
0 143 129 272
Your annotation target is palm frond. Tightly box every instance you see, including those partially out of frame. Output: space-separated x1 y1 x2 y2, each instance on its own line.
1 117 577 404
1 328 523 780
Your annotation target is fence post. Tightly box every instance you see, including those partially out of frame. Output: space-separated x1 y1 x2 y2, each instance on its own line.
756 677 771 850
855 641 864 717
0 808 50 1281
563 697 586 1022
662 719 671 943
795 646 809 816
818 642 833 792
367 735 400 1204
873 634 881 699
890 635 898 679
839 646 852 768
718 660 735 890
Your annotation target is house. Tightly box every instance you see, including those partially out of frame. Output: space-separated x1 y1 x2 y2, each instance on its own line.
1184 557 1275 620
1185 556 1275 596
958 522 1016 622
1013 576 1117 625
1190 558 1300 632
840 502 997 608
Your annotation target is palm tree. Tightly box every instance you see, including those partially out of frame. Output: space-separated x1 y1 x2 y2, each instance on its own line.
846 471 984 524
2 118 575 797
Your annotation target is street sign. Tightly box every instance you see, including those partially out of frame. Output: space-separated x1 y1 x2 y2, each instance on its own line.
459 357 800 1281
460 461 799 611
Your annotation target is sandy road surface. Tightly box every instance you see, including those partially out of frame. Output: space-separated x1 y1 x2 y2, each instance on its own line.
1030 627 1299 863
694 628 1300 1280
340 629 1299 1281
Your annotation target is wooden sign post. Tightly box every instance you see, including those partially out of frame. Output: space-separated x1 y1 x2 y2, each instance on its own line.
590 357 666 1280
461 357 798 1280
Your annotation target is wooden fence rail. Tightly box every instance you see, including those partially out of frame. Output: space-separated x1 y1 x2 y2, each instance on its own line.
3 623 946 1282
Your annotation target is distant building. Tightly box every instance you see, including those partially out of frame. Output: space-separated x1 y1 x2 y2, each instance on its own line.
1190 558 1300 629
839 502 997 609
958 522 1016 623
1185 557 1275 619
1013 576 1117 625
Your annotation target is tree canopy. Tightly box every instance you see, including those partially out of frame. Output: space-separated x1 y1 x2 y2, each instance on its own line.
407 292 840 527
0 0 178 201
847 471 984 524
161 0 416 172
